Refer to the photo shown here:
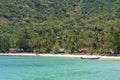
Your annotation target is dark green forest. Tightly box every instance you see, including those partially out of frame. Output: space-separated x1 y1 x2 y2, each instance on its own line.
0 0 120 55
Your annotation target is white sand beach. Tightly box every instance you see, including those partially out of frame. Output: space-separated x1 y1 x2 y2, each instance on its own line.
38 54 120 60
0 53 120 60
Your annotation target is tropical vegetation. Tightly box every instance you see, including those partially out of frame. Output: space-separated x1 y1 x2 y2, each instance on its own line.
0 0 120 55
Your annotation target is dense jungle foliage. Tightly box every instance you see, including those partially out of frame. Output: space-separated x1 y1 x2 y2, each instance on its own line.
0 0 120 54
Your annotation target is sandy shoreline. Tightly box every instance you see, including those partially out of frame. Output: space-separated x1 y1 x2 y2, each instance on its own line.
0 53 120 60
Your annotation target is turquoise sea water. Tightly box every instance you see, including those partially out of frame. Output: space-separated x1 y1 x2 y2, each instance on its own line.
0 56 120 80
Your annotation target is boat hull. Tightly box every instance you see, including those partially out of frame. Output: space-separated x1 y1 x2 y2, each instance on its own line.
81 57 100 59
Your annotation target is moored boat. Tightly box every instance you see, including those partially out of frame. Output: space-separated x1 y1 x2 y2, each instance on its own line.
81 57 100 59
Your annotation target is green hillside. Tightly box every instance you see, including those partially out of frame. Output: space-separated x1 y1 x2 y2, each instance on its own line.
0 0 120 54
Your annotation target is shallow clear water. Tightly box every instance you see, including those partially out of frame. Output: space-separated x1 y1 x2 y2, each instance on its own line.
0 56 120 80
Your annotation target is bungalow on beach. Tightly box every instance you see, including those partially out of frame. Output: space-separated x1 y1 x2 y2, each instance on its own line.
9 48 18 53
9 48 24 53
79 47 90 53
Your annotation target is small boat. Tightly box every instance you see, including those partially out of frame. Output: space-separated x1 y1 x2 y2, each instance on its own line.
81 57 100 59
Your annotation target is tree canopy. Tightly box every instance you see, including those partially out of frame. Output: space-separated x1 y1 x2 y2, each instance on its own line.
0 0 120 54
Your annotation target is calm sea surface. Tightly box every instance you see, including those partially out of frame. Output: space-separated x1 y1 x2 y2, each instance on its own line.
0 56 120 80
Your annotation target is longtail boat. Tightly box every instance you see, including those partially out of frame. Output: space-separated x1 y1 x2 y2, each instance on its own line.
81 57 100 59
